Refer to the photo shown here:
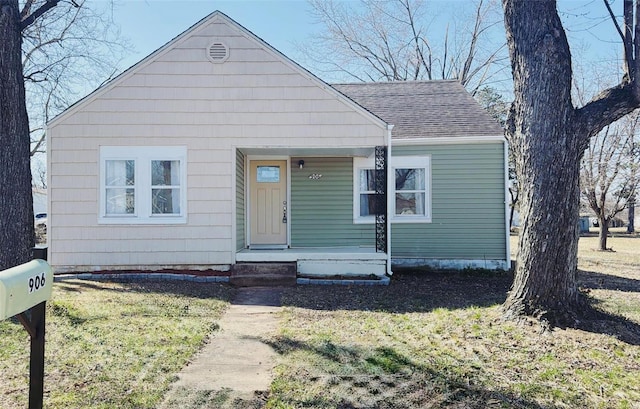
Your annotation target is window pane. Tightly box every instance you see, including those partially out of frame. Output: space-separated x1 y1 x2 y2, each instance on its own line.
395 192 425 215
256 166 280 183
152 160 180 186
106 188 135 214
152 188 180 214
396 168 424 191
360 193 378 216
360 169 376 191
106 160 134 186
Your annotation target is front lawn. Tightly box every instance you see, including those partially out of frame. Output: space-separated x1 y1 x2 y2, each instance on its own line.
1 235 639 408
0 280 233 409
267 235 640 408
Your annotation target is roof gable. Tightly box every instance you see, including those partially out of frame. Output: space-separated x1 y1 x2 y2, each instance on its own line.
48 11 387 129
332 81 504 139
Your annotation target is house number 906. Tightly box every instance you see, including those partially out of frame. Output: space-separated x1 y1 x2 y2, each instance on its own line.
28 272 46 294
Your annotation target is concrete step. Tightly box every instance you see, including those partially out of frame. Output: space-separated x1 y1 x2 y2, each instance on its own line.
230 262 297 287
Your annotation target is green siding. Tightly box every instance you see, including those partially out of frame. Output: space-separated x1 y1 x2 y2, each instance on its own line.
236 150 245 251
391 143 507 260
290 157 374 247
239 145 506 261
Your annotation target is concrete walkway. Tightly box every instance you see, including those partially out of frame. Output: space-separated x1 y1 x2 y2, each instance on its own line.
160 287 283 407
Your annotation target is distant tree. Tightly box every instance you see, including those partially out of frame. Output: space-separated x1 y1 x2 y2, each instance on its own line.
625 141 638 233
1 0 125 270
629 196 636 233
502 0 640 326
306 0 508 94
474 86 518 226
475 86 509 125
580 112 640 250
22 0 128 159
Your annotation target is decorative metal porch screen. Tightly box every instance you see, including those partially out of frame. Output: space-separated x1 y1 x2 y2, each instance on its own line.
374 146 387 253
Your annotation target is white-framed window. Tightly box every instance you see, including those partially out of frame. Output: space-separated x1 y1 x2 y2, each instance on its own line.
99 146 187 224
354 155 431 224
358 168 378 218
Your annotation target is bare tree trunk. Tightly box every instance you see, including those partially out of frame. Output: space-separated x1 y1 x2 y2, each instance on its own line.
629 199 635 233
502 0 640 325
598 216 609 250
0 0 35 270
502 0 588 324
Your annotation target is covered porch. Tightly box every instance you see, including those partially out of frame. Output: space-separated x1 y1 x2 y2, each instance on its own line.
234 146 390 278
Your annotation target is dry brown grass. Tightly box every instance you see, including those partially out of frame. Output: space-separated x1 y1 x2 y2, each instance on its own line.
2 234 638 408
266 235 640 408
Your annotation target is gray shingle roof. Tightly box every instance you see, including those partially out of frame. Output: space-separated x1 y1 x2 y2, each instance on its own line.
331 80 504 139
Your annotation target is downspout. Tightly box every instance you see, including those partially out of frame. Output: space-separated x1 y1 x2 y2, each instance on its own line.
387 124 394 275
503 139 511 270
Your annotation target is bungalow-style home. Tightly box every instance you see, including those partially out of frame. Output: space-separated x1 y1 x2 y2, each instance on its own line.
47 11 509 280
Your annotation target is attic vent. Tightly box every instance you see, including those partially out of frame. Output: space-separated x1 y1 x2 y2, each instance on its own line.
207 42 229 63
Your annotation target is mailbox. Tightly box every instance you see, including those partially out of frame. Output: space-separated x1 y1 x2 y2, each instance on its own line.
0 259 53 321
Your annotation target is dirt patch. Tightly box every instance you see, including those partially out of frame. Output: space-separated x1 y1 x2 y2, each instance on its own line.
282 270 513 313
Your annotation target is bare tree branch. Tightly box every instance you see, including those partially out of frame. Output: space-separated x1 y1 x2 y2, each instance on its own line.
20 0 36 19
580 112 640 249
575 83 639 148
20 0 130 161
20 0 58 31
302 0 507 89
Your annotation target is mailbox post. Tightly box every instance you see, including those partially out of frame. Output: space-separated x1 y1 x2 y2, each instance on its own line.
0 259 53 409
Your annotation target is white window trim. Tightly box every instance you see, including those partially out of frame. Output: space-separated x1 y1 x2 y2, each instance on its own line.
391 156 432 223
353 157 376 224
99 146 187 224
353 155 432 224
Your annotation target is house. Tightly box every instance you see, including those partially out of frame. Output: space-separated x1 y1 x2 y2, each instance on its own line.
46 11 509 278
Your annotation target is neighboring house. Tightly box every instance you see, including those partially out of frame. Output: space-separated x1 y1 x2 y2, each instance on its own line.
47 11 509 277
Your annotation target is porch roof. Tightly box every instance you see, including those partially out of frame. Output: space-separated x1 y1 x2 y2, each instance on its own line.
239 146 377 157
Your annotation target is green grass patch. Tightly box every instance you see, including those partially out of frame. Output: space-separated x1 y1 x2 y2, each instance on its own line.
269 237 640 408
2 237 640 408
0 279 232 409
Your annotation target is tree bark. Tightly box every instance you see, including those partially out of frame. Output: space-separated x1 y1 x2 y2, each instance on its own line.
502 0 640 326
0 0 35 270
502 0 588 324
629 199 636 233
598 216 609 250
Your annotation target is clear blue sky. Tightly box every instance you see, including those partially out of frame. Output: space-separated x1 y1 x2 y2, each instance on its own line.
110 0 623 85
112 0 317 71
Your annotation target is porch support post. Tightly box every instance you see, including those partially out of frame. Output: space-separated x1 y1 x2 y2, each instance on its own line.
386 125 394 274
374 145 387 253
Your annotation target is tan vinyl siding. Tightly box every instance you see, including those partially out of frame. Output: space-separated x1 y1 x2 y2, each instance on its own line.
290 157 374 248
47 14 386 271
236 150 245 251
391 143 506 260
